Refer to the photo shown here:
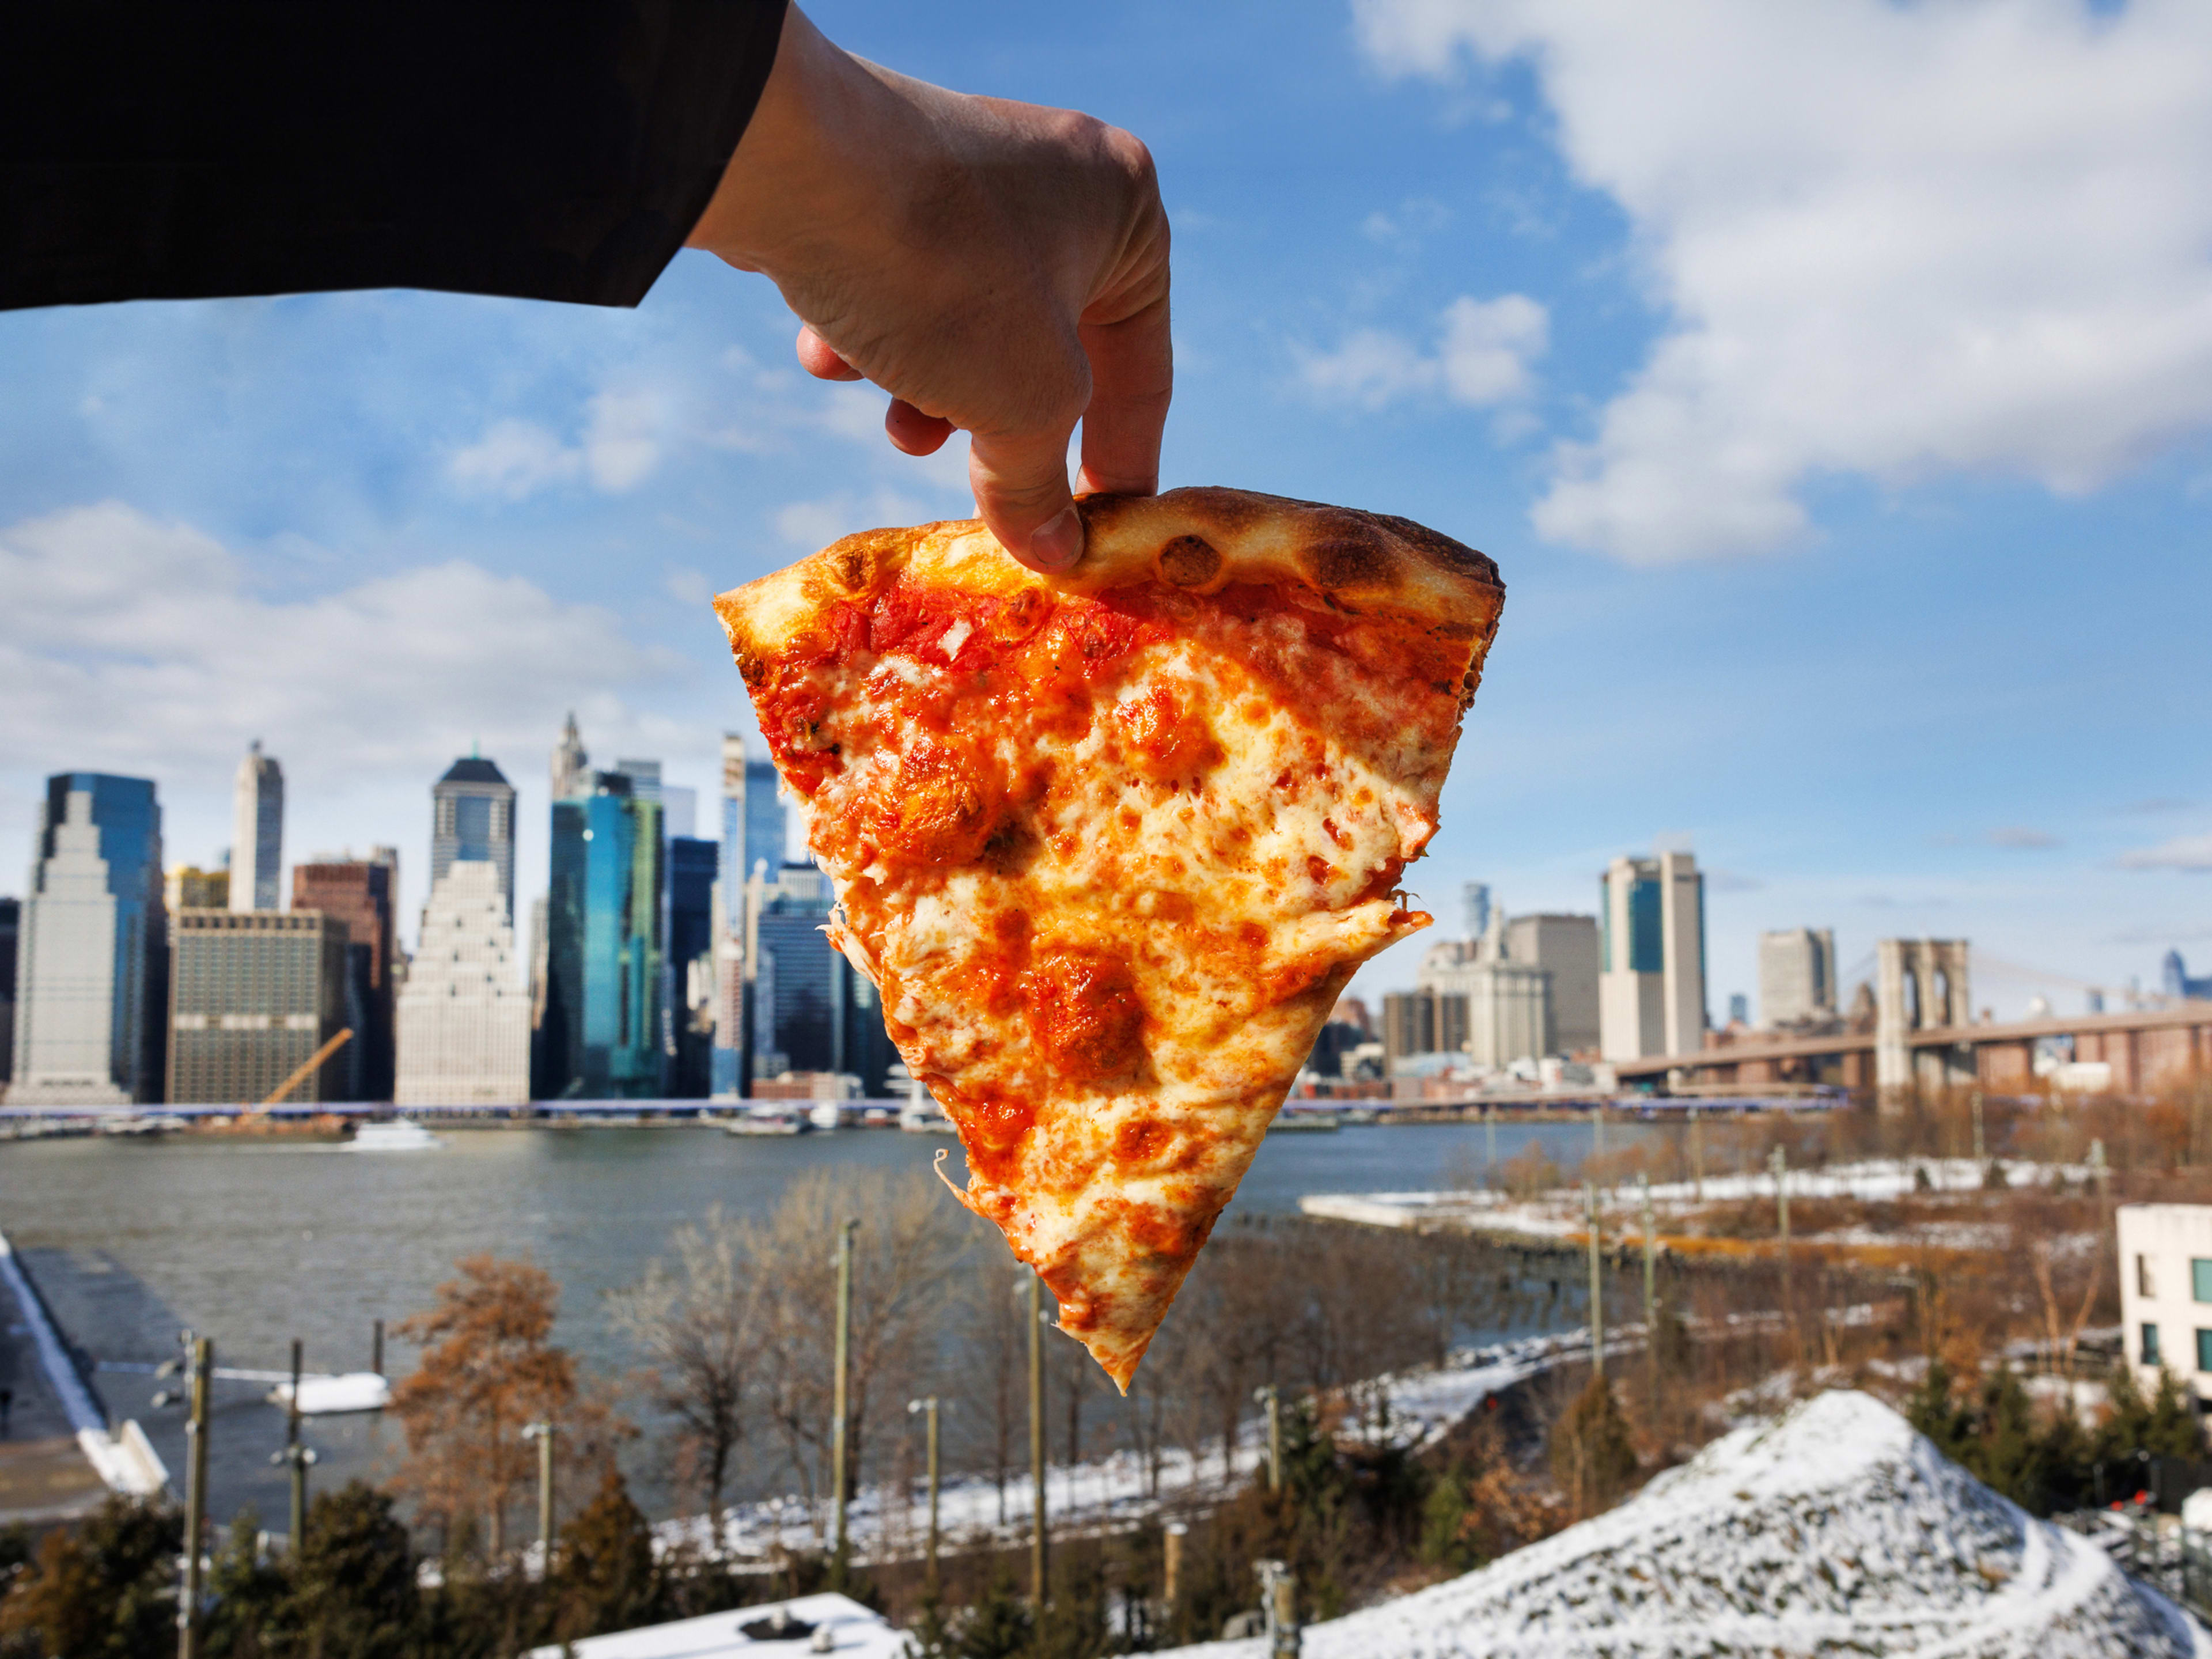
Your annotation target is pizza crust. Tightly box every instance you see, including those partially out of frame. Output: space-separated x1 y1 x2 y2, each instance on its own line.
718 486 1504 701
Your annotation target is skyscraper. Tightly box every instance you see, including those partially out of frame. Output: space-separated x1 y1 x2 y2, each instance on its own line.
14 774 167 1105
745 860 895 1094
431 755 516 921
229 741 283 912
551 711 588 804
713 737 791 1097
1505 913 1602 1056
541 771 665 1099
0 897 18 1084
168 910 351 1104
395 861 530 1106
293 853 399 1100
668 835 718 1097
1598 850 1707 1062
1759 927 1838 1027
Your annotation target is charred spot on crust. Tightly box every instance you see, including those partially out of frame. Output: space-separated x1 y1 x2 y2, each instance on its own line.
1302 535 1393 592
1154 534 1223 590
818 528 906 596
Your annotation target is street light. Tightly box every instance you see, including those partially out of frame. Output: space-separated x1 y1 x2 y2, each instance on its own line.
521 1421 557 1575
907 1396 943 1597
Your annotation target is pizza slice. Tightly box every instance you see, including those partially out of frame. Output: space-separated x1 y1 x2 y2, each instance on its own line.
715 487 1503 1388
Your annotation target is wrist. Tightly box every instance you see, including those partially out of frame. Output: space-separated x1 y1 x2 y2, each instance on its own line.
686 6 917 281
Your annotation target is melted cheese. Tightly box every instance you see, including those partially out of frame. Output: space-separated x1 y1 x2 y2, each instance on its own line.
762 580 1463 1388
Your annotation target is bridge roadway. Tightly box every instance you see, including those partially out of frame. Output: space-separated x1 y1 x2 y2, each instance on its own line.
1612 1001 2212 1094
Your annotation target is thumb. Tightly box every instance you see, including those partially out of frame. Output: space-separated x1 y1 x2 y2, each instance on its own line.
969 423 1084 574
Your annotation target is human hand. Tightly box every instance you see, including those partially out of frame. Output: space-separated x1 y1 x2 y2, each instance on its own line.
685 5 1171 573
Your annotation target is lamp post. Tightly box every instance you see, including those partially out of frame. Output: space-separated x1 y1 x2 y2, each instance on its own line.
907 1397 942 1597
1253 1384 1282 1493
521 1421 556 1576
1639 1173 1658 1406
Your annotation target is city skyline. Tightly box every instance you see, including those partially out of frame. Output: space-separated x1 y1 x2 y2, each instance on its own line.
1 2 2207 1015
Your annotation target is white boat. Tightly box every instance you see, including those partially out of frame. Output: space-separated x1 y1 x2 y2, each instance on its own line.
807 1101 844 1131
725 1109 807 1136
268 1371 391 1415
347 1119 442 1152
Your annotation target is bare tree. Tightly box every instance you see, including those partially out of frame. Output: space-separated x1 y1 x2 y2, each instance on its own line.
748 1168 970 1527
608 1204 760 1546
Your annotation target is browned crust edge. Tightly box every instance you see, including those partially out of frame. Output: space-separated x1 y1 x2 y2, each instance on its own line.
713 487 1505 694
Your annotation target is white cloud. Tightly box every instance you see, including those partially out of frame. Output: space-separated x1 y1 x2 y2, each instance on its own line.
448 418 579 499
0 502 684 795
1297 293 1547 410
1355 0 2212 563
581 387 671 492
2117 835 2212 873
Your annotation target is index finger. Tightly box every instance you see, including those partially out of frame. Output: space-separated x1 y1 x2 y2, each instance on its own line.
1075 289 1172 498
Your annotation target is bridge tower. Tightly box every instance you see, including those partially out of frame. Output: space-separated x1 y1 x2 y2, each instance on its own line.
1876 939 1974 1102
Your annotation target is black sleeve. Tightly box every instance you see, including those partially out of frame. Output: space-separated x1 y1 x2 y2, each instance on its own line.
0 1 788 312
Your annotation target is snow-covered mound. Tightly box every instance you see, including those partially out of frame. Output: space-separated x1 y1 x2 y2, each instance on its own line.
1167 1391 2209 1658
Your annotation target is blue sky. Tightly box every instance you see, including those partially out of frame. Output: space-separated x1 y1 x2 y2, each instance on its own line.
3 0 2209 1019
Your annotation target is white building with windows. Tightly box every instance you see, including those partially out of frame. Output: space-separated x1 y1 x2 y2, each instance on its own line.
395 860 529 1106
2116 1203 2212 1402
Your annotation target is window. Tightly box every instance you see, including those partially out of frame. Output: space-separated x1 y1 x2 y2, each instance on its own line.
2193 1259 2212 1303
2144 1324 2161 1366
2140 1255 2157 1298
2198 1328 2212 1375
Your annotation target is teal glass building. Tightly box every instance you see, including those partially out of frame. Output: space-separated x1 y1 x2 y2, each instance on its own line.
540 772 664 1099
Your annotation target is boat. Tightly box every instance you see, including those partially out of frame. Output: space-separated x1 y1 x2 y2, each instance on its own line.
1268 1109 1342 1132
268 1371 391 1415
725 1109 807 1136
346 1119 442 1152
1339 1106 1380 1126
807 1101 845 1131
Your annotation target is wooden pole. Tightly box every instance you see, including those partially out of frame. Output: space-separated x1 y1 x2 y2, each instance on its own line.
908 1396 941 1597
372 1317 384 1376
1485 1105 1497 1184
1164 1522 1186 1609
177 1336 211 1659
1771 1146 1793 1327
831 1217 858 1558
1640 1173 1658 1406
1029 1268 1048 1603
537 1425 555 1570
1690 1107 1705 1203
1585 1183 1604 1379
286 1340 304 1548
1255 1384 1282 1493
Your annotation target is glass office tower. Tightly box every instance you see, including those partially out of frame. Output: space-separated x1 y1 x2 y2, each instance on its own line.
542 773 664 1099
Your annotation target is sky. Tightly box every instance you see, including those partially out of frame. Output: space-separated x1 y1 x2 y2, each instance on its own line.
4 0 2210 1021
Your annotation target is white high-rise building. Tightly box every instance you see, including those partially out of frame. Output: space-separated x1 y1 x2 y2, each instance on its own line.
1599 850 1707 1061
229 741 284 913
14 774 165 1106
395 860 529 1105
1759 927 1837 1027
1418 908 1552 1068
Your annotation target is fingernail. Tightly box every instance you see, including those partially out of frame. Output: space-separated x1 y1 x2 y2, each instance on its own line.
1028 506 1084 572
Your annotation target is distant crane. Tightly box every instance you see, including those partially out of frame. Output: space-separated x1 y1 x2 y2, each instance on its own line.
259 1028 353 1108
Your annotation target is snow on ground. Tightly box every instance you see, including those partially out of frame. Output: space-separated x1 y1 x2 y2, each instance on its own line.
657 1331 1596 1564
1301 1157 2092 1247
1160 1391 2211 1659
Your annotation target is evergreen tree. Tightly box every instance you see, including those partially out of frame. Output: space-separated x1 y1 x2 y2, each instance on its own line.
287 1481 421 1659
551 1469 658 1643
0 1497 179 1659
200 1508 290 1659
1548 1375 1638 1517
1904 1359 1972 1460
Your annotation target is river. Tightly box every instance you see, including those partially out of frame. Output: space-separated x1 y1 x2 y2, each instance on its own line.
1 1117 1638 1528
